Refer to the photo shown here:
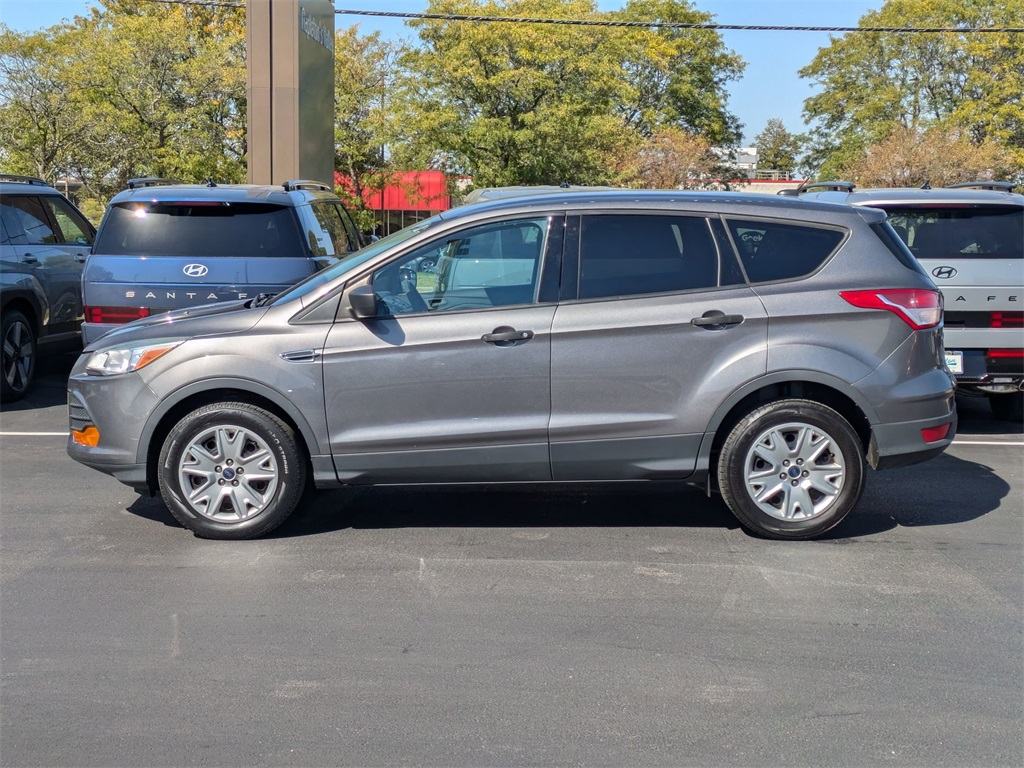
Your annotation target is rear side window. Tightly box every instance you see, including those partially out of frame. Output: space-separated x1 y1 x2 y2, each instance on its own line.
578 214 721 299
307 201 360 255
725 219 845 283
44 196 94 246
95 202 305 258
878 205 1023 260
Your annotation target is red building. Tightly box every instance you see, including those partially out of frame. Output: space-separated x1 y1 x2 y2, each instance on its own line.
334 170 454 236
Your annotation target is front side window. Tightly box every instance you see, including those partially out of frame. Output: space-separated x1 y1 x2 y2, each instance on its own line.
879 205 1023 260
44 196 93 245
370 217 550 316
95 202 305 258
725 218 846 283
1 196 56 245
578 214 720 299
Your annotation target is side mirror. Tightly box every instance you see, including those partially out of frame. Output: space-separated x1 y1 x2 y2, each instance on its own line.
348 284 379 319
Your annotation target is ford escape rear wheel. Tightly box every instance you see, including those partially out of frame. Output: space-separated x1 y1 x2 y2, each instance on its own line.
158 402 306 539
717 399 865 539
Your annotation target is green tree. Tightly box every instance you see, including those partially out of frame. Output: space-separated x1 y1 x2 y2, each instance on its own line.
0 0 245 210
333 26 410 231
400 0 743 187
752 118 803 176
800 0 1024 179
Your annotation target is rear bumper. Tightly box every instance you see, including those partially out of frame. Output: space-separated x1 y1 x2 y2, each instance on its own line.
868 406 958 470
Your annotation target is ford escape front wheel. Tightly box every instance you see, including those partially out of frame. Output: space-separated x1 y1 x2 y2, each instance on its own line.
717 399 865 539
158 402 306 539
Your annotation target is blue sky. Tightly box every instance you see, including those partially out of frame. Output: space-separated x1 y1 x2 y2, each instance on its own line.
0 0 882 143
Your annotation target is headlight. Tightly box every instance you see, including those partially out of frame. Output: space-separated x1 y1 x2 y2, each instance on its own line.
85 341 182 376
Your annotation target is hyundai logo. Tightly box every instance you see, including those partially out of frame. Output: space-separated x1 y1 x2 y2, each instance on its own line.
931 266 958 279
183 263 209 278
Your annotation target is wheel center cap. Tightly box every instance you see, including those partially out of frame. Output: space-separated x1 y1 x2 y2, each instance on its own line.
222 468 236 480
788 466 801 478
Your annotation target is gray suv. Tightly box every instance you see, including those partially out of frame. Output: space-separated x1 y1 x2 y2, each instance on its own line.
1 174 95 401
796 181 1024 420
83 179 364 344
67 191 956 540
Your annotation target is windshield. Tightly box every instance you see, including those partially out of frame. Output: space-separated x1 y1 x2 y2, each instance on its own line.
268 215 443 306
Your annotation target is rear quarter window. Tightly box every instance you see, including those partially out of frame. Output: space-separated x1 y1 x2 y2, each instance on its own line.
95 202 306 258
724 218 846 283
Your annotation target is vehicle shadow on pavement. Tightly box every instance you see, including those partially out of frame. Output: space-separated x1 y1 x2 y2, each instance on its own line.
124 448 1009 541
0 351 78 412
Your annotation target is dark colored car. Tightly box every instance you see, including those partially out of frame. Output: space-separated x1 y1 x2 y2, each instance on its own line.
82 179 364 344
1 174 95 401
68 190 956 540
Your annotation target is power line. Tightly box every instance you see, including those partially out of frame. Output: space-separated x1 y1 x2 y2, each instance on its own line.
146 2 1024 34
335 8 1024 34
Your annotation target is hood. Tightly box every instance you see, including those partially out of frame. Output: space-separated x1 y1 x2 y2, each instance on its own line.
84 299 265 351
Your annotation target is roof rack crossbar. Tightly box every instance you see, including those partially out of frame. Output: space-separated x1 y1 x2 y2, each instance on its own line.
0 173 49 186
944 181 1018 192
797 180 856 194
282 180 333 193
127 177 182 190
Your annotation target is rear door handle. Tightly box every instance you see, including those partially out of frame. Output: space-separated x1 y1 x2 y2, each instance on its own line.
691 311 744 328
482 326 534 346
22 253 38 264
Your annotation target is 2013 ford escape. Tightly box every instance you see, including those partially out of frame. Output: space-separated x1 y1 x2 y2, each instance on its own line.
67 191 956 540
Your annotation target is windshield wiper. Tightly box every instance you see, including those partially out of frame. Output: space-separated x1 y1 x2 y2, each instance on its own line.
252 292 276 307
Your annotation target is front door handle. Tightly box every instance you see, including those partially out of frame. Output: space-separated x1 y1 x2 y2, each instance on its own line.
22 253 38 264
691 311 744 328
482 326 534 346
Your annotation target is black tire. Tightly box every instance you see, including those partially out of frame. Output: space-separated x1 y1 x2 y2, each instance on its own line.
717 399 865 540
157 402 306 539
988 393 1024 423
1 310 36 402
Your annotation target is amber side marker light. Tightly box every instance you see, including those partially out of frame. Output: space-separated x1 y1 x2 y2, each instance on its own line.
72 426 100 447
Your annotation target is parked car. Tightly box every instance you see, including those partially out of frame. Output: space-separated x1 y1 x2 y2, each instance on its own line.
67 190 956 540
1 173 95 401
82 178 365 344
796 180 1024 421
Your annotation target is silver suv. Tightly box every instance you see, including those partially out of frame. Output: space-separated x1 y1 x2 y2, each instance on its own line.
67 191 956 540
83 179 364 344
796 181 1024 421
1 174 95 401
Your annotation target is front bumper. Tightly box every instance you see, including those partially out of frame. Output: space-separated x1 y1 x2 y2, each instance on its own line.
66 362 162 492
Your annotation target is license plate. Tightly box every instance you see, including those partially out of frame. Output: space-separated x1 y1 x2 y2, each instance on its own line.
944 351 963 374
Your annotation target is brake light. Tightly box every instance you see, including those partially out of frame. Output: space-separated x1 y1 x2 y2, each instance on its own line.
990 312 1024 328
839 289 942 330
85 306 151 324
988 349 1024 359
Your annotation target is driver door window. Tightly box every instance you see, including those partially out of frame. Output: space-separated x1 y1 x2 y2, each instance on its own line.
370 217 550 316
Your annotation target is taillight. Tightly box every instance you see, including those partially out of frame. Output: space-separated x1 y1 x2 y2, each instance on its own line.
85 306 151 324
839 289 943 330
988 349 1024 359
990 312 1024 328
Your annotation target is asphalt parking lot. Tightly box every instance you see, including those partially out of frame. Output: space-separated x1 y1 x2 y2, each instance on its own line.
1 353 1021 767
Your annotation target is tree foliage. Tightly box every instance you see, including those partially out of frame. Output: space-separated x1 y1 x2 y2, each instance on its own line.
0 0 245 214
847 125 1015 187
800 0 1024 179
401 0 743 188
611 127 727 189
752 118 803 175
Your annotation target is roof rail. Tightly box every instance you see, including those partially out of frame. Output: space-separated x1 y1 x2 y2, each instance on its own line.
944 181 1019 192
796 180 856 194
127 177 182 190
282 180 333 192
0 173 49 186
